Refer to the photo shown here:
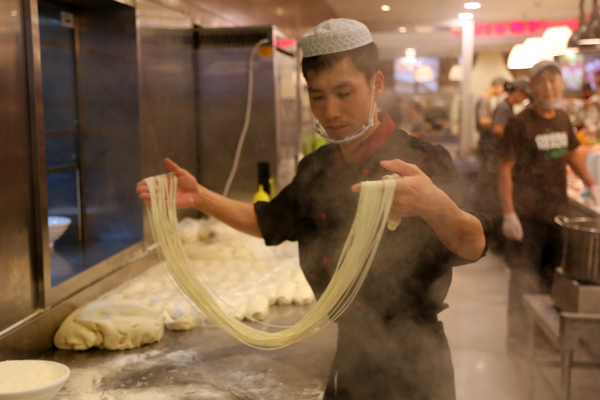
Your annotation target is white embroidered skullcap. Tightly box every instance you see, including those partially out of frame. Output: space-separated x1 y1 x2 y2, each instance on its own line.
301 18 373 59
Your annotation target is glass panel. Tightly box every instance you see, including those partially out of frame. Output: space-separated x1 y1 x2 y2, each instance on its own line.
45 134 78 170
47 169 83 286
39 4 78 133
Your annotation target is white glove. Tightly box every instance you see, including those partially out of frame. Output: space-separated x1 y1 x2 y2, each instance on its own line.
502 212 524 242
590 184 600 208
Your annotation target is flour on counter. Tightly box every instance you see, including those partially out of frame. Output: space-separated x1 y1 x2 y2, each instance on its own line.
0 360 67 393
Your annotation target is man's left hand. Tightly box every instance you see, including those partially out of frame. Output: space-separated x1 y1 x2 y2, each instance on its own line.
351 159 448 221
352 159 485 260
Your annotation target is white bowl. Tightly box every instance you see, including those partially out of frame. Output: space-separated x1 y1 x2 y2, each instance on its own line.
0 360 70 400
48 217 72 249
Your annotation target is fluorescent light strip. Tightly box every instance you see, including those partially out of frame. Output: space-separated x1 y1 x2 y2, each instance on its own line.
579 38 600 45
464 2 481 9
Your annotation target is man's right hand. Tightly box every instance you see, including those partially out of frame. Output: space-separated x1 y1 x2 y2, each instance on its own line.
502 212 523 242
136 158 201 209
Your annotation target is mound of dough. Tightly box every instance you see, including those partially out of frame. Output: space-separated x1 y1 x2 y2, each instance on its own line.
54 299 164 351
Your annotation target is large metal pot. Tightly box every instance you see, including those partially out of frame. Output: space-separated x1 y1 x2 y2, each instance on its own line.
555 215 600 284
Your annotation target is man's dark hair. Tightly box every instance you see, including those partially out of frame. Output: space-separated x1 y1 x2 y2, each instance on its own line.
301 42 379 83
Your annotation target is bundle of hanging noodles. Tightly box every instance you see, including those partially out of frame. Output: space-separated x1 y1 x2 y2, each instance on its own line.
144 173 396 350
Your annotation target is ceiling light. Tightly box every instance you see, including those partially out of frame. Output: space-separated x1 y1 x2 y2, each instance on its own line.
507 44 531 69
405 48 417 58
540 26 573 57
448 64 463 81
523 36 544 63
414 65 435 82
398 26 407 33
415 25 434 33
458 12 474 20
507 39 544 69
381 5 391 11
565 48 579 57
579 38 600 45
464 2 481 9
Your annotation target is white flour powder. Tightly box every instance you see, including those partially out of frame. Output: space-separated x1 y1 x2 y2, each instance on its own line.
0 360 67 393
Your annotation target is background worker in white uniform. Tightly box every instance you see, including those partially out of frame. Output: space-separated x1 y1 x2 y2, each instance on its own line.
139 19 488 399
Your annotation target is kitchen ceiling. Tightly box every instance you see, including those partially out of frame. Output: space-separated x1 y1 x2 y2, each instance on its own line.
323 0 579 29
185 0 580 59
319 0 580 58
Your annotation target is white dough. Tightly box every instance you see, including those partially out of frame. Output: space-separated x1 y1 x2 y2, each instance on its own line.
177 217 201 244
293 279 316 305
276 280 297 306
221 299 247 321
267 286 278 306
233 302 248 321
163 310 197 331
246 294 269 321
292 268 307 283
54 299 164 351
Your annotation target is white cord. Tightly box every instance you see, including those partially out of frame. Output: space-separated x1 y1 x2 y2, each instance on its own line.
222 38 271 198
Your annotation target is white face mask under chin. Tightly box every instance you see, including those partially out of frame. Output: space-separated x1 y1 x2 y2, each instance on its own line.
314 83 377 145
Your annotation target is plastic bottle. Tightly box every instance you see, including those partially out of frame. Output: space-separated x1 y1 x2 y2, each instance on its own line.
253 184 271 203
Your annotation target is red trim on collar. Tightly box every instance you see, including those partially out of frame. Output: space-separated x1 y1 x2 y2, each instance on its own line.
334 112 396 165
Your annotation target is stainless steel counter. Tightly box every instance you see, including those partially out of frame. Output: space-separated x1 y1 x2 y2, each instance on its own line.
44 306 337 400
523 294 600 400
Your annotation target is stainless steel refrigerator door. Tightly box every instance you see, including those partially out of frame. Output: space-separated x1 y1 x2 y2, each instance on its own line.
0 0 39 332
137 0 197 222
196 45 277 202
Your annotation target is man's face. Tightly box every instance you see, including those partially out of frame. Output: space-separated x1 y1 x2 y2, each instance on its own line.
531 69 563 108
493 83 505 96
514 90 528 104
306 56 383 140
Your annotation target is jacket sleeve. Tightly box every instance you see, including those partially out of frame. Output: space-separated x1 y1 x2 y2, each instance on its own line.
254 167 303 246
420 144 492 266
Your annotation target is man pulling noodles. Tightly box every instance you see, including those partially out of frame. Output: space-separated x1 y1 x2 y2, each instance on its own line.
138 18 488 400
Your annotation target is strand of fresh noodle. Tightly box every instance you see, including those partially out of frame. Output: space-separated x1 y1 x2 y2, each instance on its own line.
144 173 396 349
145 175 390 346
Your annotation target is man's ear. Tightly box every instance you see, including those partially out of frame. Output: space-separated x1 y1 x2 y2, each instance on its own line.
374 71 385 101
